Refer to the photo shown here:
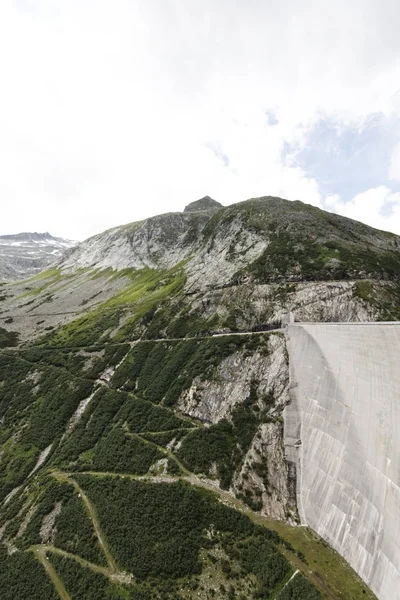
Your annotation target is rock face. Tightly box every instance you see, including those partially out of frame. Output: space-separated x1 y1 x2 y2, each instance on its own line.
285 322 400 600
178 334 288 423
177 333 295 520
232 421 295 521
57 212 211 273
0 232 75 281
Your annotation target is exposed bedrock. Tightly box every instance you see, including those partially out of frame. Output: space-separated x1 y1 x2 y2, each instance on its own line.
285 322 400 600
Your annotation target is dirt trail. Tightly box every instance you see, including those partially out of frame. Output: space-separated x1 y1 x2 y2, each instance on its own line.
35 546 72 600
39 544 131 584
7 328 283 352
39 544 110 576
52 471 118 573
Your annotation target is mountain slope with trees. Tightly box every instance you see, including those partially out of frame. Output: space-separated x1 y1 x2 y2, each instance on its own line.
0 195 395 599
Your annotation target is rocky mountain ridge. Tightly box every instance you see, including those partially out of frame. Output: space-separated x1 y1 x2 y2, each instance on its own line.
0 231 75 282
1 195 399 346
57 196 400 289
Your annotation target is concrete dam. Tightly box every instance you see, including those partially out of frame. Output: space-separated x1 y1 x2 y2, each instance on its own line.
284 322 400 600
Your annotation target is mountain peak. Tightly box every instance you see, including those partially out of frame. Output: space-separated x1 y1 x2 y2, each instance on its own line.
184 196 223 213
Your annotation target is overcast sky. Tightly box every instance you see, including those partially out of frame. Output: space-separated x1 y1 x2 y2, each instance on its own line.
1 0 400 240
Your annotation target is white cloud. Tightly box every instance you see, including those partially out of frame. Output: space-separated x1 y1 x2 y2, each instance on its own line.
389 143 400 181
325 186 400 234
0 0 399 239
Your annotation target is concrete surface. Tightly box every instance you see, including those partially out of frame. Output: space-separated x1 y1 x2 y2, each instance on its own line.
285 322 400 600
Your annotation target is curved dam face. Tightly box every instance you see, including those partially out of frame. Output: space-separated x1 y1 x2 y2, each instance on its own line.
285 323 400 600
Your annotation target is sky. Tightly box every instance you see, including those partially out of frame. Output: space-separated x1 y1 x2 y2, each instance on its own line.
1 0 400 241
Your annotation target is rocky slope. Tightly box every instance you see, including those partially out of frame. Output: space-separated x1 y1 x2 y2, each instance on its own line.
0 232 75 282
0 194 395 599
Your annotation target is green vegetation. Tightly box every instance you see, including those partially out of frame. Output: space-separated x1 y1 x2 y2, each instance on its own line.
56 388 125 464
43 307 121 347
18 268 62 298
25 368 93 449
118 395 188 433
92 428 163 474
0 546 58 600
0 355 44 499
41 265 188 346
20 479 104 564
198 197 400 285
0 353 38 426
353 280 375 303
19 479 70 547
55 385 187 473
21 343 131 380
0 195 392 600
278 574 321 599
50 554 148 600
56 387 189 470
177 420 235 488
376 282 400 320
53 493 106 564
352 280 400 321
74 474 298 596
0 442 39 502
0 327 378 599
0 326 19 347
141 428 189 448
75 477 211 579
111 334 271 406
237 229 400 284
48 555 112 600
235 536 291 596
137 299 220 339
259 518 377 600
0 349 99 500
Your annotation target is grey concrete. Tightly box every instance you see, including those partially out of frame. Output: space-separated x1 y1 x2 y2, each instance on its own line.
285 322 400 600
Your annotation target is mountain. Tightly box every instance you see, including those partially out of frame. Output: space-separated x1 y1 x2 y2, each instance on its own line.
57 195 400 287
2 195 395 345
0 231 76 282
0 195 398 600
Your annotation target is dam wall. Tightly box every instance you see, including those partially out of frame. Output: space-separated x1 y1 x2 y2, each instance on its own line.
285 322 400 600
